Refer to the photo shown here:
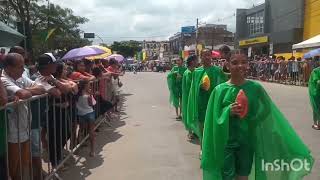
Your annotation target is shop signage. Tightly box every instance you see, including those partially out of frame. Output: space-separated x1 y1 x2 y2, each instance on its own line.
239 36 268 46
181 26 196 33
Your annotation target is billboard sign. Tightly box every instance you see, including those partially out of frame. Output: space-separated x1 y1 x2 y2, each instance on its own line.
84 33 95 38
181 26 196 34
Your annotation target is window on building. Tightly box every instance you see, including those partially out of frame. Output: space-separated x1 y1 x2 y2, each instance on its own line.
247 11 264 36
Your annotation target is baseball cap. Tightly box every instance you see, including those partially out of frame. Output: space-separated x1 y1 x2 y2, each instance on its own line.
37 53 57 66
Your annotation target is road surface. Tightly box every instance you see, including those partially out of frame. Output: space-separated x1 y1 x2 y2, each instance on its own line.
61 72 319 180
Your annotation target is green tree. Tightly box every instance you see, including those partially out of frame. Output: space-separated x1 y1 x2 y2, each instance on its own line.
110 40 142 57
1 1 91 57
99 43 111 48
0 1 15 25
4 0 37 52
30 3 91 56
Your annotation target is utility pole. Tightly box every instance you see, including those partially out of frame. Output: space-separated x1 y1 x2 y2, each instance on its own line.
47 0 50 49
196 18 199 56
96 34 104 44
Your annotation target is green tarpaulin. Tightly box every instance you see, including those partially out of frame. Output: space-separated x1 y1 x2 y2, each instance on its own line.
0 21 24 47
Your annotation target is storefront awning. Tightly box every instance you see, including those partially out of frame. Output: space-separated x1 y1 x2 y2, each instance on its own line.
292 34 320 49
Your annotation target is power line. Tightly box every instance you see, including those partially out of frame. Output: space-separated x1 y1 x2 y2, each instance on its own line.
95 35 170 39
93 12 243 41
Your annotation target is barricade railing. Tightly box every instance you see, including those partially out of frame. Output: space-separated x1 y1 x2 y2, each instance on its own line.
245 61 315 86
0 77 113 180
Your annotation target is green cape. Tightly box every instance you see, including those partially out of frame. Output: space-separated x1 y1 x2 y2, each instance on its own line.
202 80 314 180
308 67 320 123
182 69 193 130
187 66 228 140
167 65 187 108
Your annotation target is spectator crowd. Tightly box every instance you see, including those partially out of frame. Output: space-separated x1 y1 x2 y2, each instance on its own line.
0 46 124 180
244 55 319 86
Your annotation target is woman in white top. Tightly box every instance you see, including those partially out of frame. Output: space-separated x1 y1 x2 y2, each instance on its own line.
76 80 96 157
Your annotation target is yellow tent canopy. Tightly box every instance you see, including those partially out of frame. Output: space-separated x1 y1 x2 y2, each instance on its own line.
85 45 112 60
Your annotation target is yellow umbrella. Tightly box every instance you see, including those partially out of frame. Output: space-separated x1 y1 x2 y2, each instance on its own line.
86 45 112 60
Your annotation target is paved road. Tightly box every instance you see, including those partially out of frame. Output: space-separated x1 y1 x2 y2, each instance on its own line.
62 72 319 180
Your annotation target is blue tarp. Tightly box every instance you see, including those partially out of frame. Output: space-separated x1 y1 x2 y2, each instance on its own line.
304 48 320 59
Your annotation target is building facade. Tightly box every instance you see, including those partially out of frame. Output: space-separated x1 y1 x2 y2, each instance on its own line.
169 24 234 55
198 24 234 49
142 40 170 61
169 32 183 55
236 0 305 57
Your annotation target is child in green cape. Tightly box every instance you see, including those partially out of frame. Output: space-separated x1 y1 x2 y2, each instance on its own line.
182 55 197 139
308 67 320 130
202 53 313 180
187 49 228 144
167 57 187 119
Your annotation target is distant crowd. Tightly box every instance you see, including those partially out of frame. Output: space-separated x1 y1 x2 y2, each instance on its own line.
246 55 319 86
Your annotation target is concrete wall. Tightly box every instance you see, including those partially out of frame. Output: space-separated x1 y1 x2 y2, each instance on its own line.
267 0 304 44
236 9 248 40
267 0 304 32
304 0 320 40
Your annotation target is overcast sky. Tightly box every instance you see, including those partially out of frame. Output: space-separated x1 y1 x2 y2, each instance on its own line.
51 0 264 44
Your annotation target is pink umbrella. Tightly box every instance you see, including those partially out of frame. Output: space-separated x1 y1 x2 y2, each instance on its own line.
106 54 124 62
212 50 221 58
62 47 105 60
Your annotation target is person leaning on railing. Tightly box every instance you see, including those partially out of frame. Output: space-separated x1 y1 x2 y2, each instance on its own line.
106 58 124 113
0 76 8 180
10 46 49 180
1 53 45 180
53 62 79 150
69 60 95 81
34 53 74 168
91 67 115 119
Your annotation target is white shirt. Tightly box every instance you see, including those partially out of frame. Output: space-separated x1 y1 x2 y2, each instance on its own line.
292 60 299 73
23 66 30 79
1 71 35 143
34 72 56 91
112 77 120 92
76 95 94 116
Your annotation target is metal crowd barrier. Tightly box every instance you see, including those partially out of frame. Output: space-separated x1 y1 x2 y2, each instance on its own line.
0 78 114 180
246 61 315 86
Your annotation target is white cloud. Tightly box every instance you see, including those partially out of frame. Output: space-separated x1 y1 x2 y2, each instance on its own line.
50 0 264 44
